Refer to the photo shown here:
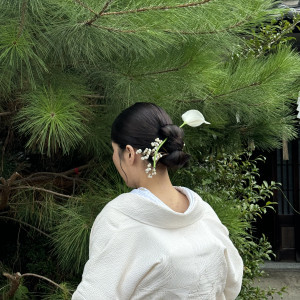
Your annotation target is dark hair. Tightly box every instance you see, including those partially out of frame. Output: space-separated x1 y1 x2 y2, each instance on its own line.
111 102 190 169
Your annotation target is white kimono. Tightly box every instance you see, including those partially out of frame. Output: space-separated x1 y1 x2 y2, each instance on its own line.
72 187 243 300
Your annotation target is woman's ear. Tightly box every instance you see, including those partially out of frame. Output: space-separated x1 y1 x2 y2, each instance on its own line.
125 145 135 165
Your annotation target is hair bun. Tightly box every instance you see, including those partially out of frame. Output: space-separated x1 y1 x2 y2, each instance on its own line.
159 125 190 169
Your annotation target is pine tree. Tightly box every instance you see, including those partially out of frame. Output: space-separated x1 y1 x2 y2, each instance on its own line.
1 0 300 298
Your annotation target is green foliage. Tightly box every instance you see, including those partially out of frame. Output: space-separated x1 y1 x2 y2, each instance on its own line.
175 152 284 299
9 284 30 300
51 162 129 275
1 0 300 299
1 0 299 155
10 191 58 231
35 282 73 300
79 109 115 158
0 22 48 91
15 84 92 156
240 15 300 58
51 201 93 275
241 283 287 300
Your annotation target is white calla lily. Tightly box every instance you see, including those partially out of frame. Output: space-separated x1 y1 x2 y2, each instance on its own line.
180 109 210 127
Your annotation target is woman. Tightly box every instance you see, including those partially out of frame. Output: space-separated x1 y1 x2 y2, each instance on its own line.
72 102 243 300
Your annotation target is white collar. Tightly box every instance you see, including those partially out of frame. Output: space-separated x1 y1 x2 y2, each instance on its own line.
107 187 205 229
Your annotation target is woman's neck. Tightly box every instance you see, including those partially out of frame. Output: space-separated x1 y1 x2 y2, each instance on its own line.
137 168 173 192
136 169 189 213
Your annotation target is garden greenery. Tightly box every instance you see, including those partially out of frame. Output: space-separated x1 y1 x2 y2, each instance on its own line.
1 152 286 299
1 0 300 299
175 153 286 299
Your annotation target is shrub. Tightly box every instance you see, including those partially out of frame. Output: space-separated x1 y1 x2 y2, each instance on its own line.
175 151 285 299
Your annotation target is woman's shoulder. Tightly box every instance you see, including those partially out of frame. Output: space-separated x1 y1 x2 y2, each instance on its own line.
93 192 133 222
92 191 155 228
90 193 141 239
103 191 142 214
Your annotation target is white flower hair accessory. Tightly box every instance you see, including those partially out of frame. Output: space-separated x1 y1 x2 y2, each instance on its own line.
136 138 164 178
181 109 210 127
136 109 210 178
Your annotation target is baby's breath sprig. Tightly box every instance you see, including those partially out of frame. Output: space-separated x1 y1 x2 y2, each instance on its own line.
136 138 164 178
152 138 166 170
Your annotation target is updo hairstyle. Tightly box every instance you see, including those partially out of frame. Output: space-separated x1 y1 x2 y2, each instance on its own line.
111 102 190 169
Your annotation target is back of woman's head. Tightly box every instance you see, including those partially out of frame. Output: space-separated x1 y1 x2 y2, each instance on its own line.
111 102 190 169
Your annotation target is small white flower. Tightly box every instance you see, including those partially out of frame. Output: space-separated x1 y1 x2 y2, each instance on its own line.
147 163 151 167
181 110 210 127
136 149 142 154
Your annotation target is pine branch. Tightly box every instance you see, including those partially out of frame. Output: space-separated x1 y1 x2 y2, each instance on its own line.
213 82 261 100
2 271 71 300
85 0 212 25
213 64 281 101
11 185 76 199
98 0 115 16
16 0 28 41
181 65 282 104
105 59 192 80
16 175 84 185
164 19 249 35
178 81 262 104
74 0 97 15
23 170 86 182
85 0 114 25
22 273 70 293
128 59 192 79
0 165 89 210
83 94 105 99
102 0 212 16
1 272 21 300
90 16 248 36
0 112 13 116
0 173 84 187
91 23 138 33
